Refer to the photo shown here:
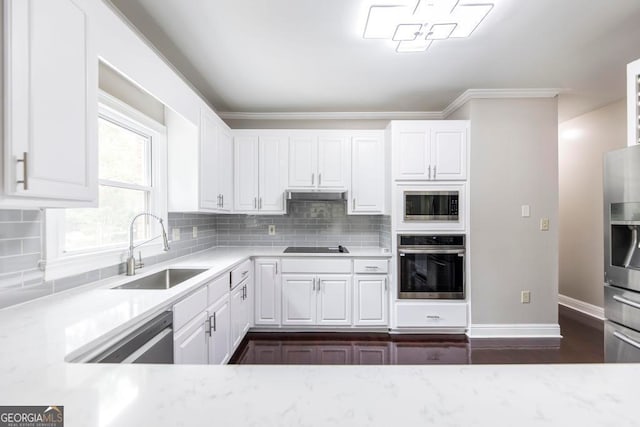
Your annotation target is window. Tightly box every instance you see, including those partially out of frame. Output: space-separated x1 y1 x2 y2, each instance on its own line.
45 92 167 279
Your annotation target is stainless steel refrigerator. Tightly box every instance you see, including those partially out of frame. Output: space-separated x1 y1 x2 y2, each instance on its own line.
604 145 640 362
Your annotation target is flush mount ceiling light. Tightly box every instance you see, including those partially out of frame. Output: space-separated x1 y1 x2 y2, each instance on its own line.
363 0 494 53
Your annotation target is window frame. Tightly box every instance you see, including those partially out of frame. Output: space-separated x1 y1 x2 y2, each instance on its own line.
44 91 168 281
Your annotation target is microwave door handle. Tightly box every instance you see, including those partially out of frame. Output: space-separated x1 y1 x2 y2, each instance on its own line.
399 249 465 255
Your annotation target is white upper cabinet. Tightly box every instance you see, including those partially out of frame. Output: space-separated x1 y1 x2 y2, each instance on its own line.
392 121 468 181
317 136 350 189
288 136 318 188
3 0 98 207
200 108 234 212
350 134 385 214
234 133 288 214
234 135 259 212
168 106 233 213
288 134 350 190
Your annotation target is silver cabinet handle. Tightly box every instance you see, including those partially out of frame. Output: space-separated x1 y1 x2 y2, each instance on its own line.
427 165 431 180
384 277 388 291
211 312 217 332
318 173 322 185
312 278 315 291
365 266 379 270
16 152 28 190
311 173 315 185
352 198 356 210
205 316 212 336
433 165 437 179
426 315 441 319
254 197 257 209
275 262 278 275
221 194 224 208
613 330 640 350
317 278 321 292
613 294 640 310
259 198 262 209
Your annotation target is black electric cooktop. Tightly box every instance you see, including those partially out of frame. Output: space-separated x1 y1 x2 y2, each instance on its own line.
283 246 349 254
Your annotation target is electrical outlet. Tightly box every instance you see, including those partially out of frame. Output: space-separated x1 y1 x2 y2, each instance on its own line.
192 226 198 238
521 290 531 304
172 228 181 241
540 218 550 231
521 205 530 217
268 225 276 235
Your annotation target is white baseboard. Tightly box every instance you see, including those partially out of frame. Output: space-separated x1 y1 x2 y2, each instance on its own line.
467 323 562 338
558 294 605 320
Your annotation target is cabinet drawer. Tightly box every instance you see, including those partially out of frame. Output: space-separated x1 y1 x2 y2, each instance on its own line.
208 273 230 306
281 258 351 274
605 285 640 332
354 259 388 274
231 260 252 289
395 303 467 328
173 286 207 331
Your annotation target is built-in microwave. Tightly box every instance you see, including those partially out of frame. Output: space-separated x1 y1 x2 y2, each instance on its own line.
404 190 459 222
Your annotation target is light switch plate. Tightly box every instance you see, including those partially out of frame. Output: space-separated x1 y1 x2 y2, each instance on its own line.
521 205 530 217
540 218 550 231
172 228 181 241
521 290 531 304
268 225 276 235
192 226 198 238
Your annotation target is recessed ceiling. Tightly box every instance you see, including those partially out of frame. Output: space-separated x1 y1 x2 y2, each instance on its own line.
108 0 640 121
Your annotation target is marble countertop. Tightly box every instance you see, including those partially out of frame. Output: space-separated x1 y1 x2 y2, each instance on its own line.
0 246 638 426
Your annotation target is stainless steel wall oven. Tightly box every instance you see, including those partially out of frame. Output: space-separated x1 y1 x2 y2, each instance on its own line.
397 234 465 300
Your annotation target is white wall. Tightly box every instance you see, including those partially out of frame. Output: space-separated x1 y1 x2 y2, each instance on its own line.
558 99 627 308
466 98 559 326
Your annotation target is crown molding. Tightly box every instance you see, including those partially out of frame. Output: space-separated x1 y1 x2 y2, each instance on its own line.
442 88 560 118
218 111 444 121
218 88 560 122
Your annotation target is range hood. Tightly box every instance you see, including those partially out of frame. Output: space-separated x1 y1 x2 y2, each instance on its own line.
286 190 347 201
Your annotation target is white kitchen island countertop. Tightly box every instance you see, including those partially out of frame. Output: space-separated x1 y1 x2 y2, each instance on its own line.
0 247 636 427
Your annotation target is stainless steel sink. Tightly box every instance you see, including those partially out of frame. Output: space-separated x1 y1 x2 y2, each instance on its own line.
112 268 207 290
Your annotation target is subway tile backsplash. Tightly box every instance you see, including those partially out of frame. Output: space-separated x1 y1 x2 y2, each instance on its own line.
0 202 389 309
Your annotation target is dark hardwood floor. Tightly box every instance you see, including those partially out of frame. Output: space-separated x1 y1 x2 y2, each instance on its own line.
229 305 604 365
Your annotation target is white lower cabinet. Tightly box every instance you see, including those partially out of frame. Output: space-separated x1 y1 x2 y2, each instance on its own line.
206 294 231 365
354 275 388 326
230 277 252 351
281 274 352 326
254 259 280 325
174 311 208 365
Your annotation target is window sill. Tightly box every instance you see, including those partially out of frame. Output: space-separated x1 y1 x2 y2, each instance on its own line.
44 243 167 281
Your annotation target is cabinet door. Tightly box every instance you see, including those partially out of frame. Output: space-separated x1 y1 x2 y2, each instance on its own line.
255 260 280 325
317 275 352 325
259 137 288 213
241 281 252 336
234 136 259 212
317 136 350 189
281 275 316 325
354 275 388 326
200 110 220 209
288 136 317 188
4 0 98 203
174 312 208 365
350 135 384 214
217 126 234 211
230 284 245 350
393 123 432 180
208 296 231 365
432 123 467 180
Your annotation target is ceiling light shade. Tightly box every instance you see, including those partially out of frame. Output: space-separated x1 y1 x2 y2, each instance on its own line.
362 0 495 53
426 23 457 40
393 24 423 41
363 5 414 39
396 39 433 53
448 3 494 38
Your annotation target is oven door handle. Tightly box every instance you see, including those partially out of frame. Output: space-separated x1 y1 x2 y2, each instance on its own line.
399 249 465 255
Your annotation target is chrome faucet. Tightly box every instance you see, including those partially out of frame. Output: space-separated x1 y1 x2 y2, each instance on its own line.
126 213 170 276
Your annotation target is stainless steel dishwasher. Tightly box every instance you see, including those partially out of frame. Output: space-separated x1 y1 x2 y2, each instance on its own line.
89 311 173 364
